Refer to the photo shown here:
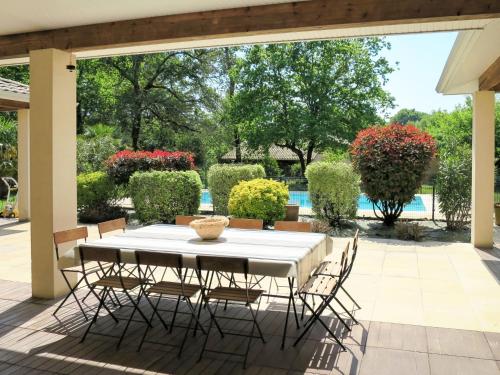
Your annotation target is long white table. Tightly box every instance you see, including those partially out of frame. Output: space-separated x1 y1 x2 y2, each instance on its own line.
67 224 332 288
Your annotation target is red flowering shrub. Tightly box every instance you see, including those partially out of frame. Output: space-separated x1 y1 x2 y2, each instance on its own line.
105 150 195 184
350 124 436 225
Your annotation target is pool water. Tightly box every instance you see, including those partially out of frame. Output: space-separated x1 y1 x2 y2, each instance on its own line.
201 191 426 212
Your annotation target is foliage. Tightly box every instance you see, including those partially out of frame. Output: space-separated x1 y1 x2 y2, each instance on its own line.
129 171 202 224
228 178 288 225
390 108 427 125
289 163 304 177
351 124 436 225
436 143 472 230
230 39 394 175
305 161 360 226
0 118 18 196
395 221 424 241
76 172 126 223
105 150 195 184
207 164 266 215
259 155 282 177
311 219 332 234
77 125 122 173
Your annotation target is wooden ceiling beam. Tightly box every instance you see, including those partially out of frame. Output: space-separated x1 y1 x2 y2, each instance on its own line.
0 0 499 60
479 57 500 92
0 98 29 111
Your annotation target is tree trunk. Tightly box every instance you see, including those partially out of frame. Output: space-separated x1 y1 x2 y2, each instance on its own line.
224 47 241 163
131 112 141 150
234 128 242 163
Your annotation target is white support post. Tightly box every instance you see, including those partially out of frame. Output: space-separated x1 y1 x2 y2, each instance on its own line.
17 109 30 221
471 90 495 249
30 49 77 298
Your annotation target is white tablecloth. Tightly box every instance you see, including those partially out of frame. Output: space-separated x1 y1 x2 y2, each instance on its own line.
70 224 332 288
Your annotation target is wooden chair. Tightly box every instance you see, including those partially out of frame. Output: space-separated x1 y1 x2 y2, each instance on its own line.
196 255 265 369
53 227 95 320
229 218 263 230
79 245 149 348
97 217 126 238
135 251 206 357
175 215 205 226
294 242 351 349
274 221 312 233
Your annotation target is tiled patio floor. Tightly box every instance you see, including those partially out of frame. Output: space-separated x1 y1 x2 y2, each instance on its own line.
0 220 500 373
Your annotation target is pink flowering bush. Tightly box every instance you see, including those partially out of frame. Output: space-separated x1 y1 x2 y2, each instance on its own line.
105 150 195 184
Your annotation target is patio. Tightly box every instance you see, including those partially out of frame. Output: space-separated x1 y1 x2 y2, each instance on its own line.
0 220 499 374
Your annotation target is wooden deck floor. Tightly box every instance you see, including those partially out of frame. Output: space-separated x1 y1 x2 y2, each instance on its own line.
0 279 498 374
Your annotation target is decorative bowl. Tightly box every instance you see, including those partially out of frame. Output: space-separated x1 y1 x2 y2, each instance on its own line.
189 216 229 240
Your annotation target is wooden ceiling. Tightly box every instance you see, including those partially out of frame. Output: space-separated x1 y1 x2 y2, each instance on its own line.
0 0 499 60
479 57 500 92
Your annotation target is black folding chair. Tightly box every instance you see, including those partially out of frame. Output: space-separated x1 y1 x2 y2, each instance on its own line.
53 227 103 320
78 245 150 348
196 255 266 369
294 242 352 348
135 251 206 357
313 230 361 316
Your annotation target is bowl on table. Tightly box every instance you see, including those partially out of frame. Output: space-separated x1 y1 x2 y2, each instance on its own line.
189 216 229 240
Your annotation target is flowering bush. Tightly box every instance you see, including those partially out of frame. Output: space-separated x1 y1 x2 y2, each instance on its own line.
228 178 288 225
105 150 195 184
350 124 436 225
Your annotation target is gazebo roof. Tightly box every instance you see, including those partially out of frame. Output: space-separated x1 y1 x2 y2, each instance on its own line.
221 144 321 162
0 77 29 112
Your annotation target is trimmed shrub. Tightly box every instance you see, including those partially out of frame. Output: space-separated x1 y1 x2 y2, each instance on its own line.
207 164 265 215
228 178 289 225
305 161 360 226
436 144 472 230
351 124 436 225
77 135 120 174
77 172 126 223
105 150 195 184
129 170 202 224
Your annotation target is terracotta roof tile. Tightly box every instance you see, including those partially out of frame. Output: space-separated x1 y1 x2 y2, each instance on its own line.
0 77 29 96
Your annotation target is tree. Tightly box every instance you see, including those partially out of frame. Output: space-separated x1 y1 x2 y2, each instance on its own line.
390 108 427 125
103 51 219 150
351 124 436 225
230 39 394 175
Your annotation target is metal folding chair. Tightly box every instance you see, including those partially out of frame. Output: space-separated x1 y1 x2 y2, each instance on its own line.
293 242 352 348
313 230 361 313
53 227 103 320
135 250 206 357
196 255 265 369
78 245 150 348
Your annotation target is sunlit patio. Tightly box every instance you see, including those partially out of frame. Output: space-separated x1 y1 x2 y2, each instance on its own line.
0 220 499 374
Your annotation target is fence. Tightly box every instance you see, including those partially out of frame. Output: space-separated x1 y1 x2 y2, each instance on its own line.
268 176 440 221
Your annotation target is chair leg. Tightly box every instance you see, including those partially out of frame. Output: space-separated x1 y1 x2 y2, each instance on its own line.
288 278 300 329
81 287 109 343
169 296 182 333
179 312 194 358
341 285 361 309
243 312 257 369
323 297 351 331
198 303 215 363
281 291 292 350
54 272 88 320
87 283 119 323
333 296 359 325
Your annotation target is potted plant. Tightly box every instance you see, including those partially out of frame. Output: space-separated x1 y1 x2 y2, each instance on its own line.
285 204 299 221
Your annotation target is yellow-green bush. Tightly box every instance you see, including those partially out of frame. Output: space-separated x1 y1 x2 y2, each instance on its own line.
207 164 265 215
129 170 202 224
228 178 288 225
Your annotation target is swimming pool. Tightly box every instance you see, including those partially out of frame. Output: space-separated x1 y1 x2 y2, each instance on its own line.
201 190 426 212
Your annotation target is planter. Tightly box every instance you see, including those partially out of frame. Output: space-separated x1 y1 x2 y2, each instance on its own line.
190 216 229 240
495 204 500 226
285 204 299 221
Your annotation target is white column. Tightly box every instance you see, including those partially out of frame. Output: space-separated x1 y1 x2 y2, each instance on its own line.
30 49 77 298
17 109 30 221
471 90 495 249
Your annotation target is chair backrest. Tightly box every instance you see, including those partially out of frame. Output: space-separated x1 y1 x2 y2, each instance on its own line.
338 241 350 281
53 227 88 259
135 250 183 269
79 245 121 264
175 215 205 226
229 218 263 230
274 221 312 233
344 230 360 279
196 255 249 276
98 217 126 238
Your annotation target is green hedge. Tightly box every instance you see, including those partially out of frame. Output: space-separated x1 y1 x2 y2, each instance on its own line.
77 171 126 223
305 161 360 226
228 178 288 225
207 164 265 215
129 170 202 224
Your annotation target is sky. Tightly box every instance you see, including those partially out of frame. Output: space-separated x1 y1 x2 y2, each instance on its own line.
381 32 468 118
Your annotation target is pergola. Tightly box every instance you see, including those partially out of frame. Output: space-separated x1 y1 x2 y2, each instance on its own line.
0 0 499 299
